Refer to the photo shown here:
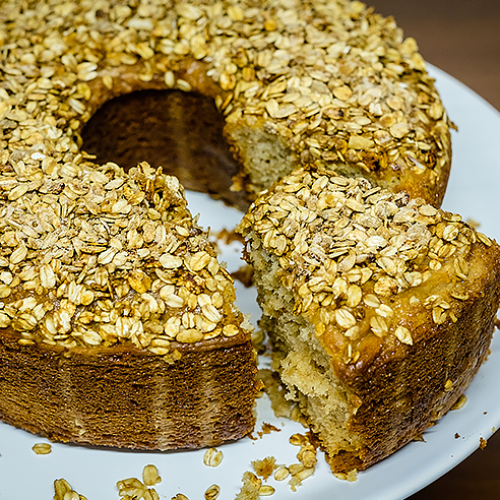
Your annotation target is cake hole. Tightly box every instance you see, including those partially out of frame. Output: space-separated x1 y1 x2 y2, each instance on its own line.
81 89 248 210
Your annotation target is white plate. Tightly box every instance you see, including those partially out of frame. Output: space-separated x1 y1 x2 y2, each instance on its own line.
1 65 500 500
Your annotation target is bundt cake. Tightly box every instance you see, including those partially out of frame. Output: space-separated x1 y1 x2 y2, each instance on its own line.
0 162 257 449
0 0 481 471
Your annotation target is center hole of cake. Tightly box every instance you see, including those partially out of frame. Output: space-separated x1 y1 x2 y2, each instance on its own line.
81 89 247 209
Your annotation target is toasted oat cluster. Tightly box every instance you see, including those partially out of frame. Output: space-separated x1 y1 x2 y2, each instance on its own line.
239 167 491 363
0 0 451 205
0 161 248 354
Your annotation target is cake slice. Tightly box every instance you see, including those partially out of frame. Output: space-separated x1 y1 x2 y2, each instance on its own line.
238 167 500 473
0 162 258 450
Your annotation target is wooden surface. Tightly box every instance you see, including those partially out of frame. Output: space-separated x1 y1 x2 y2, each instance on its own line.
368 1 500 498
370 0 500 111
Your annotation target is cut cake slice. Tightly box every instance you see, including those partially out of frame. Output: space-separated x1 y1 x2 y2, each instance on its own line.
238 167 500 473
0 162 258 450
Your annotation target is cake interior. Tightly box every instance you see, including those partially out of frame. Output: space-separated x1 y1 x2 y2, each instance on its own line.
81 89 248 209
249 238 362 462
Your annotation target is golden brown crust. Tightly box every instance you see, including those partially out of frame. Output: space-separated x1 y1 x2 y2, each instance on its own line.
0 327 257 449
240 167 500 473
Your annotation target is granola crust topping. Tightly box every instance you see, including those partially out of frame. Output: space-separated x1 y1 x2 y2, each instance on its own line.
0 0 450 202
0 0 452 352
238 167 492 364
0 161 248 353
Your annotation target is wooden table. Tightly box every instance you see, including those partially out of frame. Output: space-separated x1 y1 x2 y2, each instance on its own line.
367 1 500 498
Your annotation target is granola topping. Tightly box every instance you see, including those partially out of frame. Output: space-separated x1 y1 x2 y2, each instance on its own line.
0 0 450 203
239 168 489 361
0 0 452 355
0 161 246 353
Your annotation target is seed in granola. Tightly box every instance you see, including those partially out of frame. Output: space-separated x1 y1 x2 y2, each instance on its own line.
223 324 239 337
370 315 388 337
363 294 380 308
451 394 467 410
432 306 448 324
394 325 413 345
53 479 86 500
288 465 315 492
258 485 276 496
274 467 290 481
204 484 220 500
160 254 183 269
477 232 492 246
143 489 160 500
335 309 356 329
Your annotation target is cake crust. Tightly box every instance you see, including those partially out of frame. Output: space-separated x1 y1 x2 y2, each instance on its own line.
0 327 257 449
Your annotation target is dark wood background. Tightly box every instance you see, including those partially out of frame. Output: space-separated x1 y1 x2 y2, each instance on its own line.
368 1 500 498
370 0 500 111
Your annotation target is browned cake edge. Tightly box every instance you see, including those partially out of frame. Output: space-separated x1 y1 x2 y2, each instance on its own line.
0 328 258 450
328 242 500 472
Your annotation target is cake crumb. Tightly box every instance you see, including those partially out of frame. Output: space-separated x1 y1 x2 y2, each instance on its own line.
217 228 245 245
412 434 426 442
495 315 500 330
235 471 261 500
257 369 294 419
252 456 277 480
231 264 254 288
257 422 281 438
479 437 488 450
